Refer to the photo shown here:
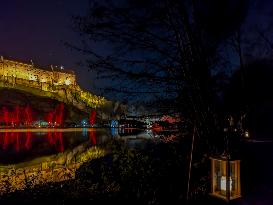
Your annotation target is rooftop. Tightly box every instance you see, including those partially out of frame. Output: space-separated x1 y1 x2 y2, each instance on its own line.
0 56 75 75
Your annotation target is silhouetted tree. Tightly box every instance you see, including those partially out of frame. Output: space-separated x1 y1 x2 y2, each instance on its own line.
70 0 248 137
224 59 273 139
69 1 249 202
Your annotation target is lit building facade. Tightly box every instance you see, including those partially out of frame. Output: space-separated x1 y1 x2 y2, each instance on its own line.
0 57 76 86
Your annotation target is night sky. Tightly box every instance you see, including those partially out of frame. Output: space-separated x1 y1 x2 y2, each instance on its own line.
0 0 96 92
0 0 273 97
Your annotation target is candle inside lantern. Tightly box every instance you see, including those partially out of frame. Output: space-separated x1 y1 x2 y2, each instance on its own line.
221 176 232 191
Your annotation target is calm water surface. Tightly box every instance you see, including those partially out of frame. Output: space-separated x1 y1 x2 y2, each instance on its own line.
3 127 271 202
0 127 175 194
0 128 109 164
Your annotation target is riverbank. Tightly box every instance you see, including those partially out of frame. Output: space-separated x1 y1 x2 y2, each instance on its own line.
0 137 191 204
0 127 101 132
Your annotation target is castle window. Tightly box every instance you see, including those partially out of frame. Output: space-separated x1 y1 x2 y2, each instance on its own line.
29 75 37 81
65 77 71 85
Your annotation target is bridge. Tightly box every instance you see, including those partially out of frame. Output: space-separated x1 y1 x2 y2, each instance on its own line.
0 57 108 112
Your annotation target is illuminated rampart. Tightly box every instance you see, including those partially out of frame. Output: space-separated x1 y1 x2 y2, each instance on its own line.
0 57 107 109
0 57 76 86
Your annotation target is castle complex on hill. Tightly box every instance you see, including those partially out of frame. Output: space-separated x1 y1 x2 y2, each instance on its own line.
0 56 76 86
0 56 107 110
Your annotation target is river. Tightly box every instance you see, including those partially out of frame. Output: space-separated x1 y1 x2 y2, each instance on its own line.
0 127 170 194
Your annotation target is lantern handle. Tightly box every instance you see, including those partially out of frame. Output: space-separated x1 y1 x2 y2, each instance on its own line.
223 116 232 159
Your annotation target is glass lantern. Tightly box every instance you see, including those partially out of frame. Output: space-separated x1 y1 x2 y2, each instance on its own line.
210 156 241 201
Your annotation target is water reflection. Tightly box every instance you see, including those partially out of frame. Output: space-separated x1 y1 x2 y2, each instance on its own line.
0 129 105 164
0 128 108 195
0 127 178 195
0 146 105 194
110 127 174 139
82 128 88 137
0 132 33 152
110 128 179 148
89 130 97 145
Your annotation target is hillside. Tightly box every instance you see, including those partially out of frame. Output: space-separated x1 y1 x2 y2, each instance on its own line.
0 88 88 125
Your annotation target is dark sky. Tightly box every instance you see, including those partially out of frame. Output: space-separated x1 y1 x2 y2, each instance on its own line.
248 0 273 24
0 0 273 97
0 0 98 93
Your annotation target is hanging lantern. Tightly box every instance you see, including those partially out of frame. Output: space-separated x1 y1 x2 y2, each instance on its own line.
210 155 241 201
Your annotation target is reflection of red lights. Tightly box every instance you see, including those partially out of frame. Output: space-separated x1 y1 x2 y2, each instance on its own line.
0 132 30 151
0 131 64 152
47 131 64 152
51 132 64 152
89 130 97 145
25 131 31 150
15 132 20 152
47 131 53 145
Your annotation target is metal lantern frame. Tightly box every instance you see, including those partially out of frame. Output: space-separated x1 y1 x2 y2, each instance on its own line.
210 155 241 201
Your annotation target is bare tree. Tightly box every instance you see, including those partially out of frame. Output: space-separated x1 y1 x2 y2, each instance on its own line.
69 0 247 137
68 1 248 202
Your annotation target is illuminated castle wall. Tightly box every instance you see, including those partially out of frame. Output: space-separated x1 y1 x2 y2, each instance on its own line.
0 56 107 110
0 57 76 86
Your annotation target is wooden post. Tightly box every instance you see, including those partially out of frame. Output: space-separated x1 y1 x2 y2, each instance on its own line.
211 159 215 194
186 125 196 203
